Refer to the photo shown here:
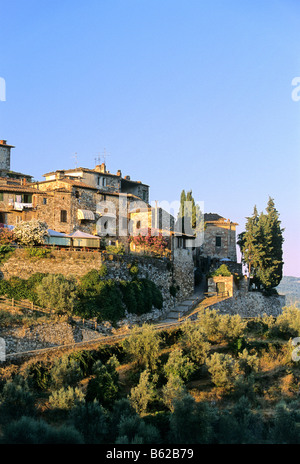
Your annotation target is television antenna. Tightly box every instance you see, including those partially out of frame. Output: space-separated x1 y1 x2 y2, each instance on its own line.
94 148 111 167
72 152 78 168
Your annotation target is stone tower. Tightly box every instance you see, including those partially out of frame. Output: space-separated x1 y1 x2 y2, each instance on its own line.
0 140 14 171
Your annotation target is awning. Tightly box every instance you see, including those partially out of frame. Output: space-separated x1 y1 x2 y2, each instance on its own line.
77 209 95 220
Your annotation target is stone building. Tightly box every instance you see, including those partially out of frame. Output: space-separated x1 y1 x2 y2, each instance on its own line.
33 177 142 240
0 140 33 181
42 163 149 203
201 213 238 262
0 178 38 226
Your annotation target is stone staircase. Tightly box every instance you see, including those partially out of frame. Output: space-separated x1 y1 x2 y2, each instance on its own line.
160 286 205 323
159 287 231 324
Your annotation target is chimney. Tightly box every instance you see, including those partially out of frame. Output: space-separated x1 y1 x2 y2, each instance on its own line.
56 170 64 179
124 175 131 180
117 169 122 177
0 140 7 145
94 163 106 173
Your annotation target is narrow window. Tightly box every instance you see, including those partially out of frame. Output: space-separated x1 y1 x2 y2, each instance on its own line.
60 210 67 223
0 193 3 201
216 236 222 247
43 197 47 205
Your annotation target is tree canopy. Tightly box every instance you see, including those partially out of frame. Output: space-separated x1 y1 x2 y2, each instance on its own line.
238 197 284 291
176 189 202 235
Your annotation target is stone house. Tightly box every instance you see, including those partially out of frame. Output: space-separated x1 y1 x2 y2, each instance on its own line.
201 213 238 262
42 163 149 203
0 140 33 181
32 177 143 241
0 178 38 226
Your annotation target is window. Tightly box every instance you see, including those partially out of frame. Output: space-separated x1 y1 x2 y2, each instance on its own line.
0 193 3 201
43 197 47 205
60 210 67 223
216 236 222 247
22 194 32 203
98 177 107 187
136 220 141 229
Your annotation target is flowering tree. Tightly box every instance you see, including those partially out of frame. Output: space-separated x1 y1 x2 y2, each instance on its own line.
13 219 49 247
130 230 169 256
0 228 15 245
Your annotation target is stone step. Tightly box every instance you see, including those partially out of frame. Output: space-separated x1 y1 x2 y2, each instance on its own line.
167 311 182 318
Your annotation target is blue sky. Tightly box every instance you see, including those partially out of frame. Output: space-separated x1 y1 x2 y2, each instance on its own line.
0 0 299 276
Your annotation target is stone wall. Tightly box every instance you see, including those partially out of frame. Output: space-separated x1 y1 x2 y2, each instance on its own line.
201 221 237 261
173 249 195 300
0 145 10 170
0 248 195 317
208 292 286 318
0 321 80 355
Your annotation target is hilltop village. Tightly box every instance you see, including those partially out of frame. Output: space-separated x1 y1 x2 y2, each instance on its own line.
0 139 238 260
0 139 284 322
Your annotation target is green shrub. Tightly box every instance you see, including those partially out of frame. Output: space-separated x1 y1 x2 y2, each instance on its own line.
50 355 83 389
271 401 300 444
26 247 52 259
169 394 216 444
48 386 85 410
24 360 52 391
99 263 108 277
180 320 210 364
76 273 162 322
0 245 14 263
196 308 246 343
70 400 108 444
163 348 195 382
129 369 157 415
86 360 119 407
272 305 300 339
35 274 77 314
0 377 36 422
122 323 161 371
106 244 125 255
129 263 139 278
210 264 232 277
162 374 186 412
206 353 240 389
116 414 160 444
1 416 84 444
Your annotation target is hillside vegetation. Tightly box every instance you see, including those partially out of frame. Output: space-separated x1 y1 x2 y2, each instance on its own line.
1 306 300 444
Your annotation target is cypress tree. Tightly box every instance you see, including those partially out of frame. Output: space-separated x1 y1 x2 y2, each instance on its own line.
240 206 261 286
177 190 186 233
240 198 284 291
177 189 202 235
257 197 284 290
